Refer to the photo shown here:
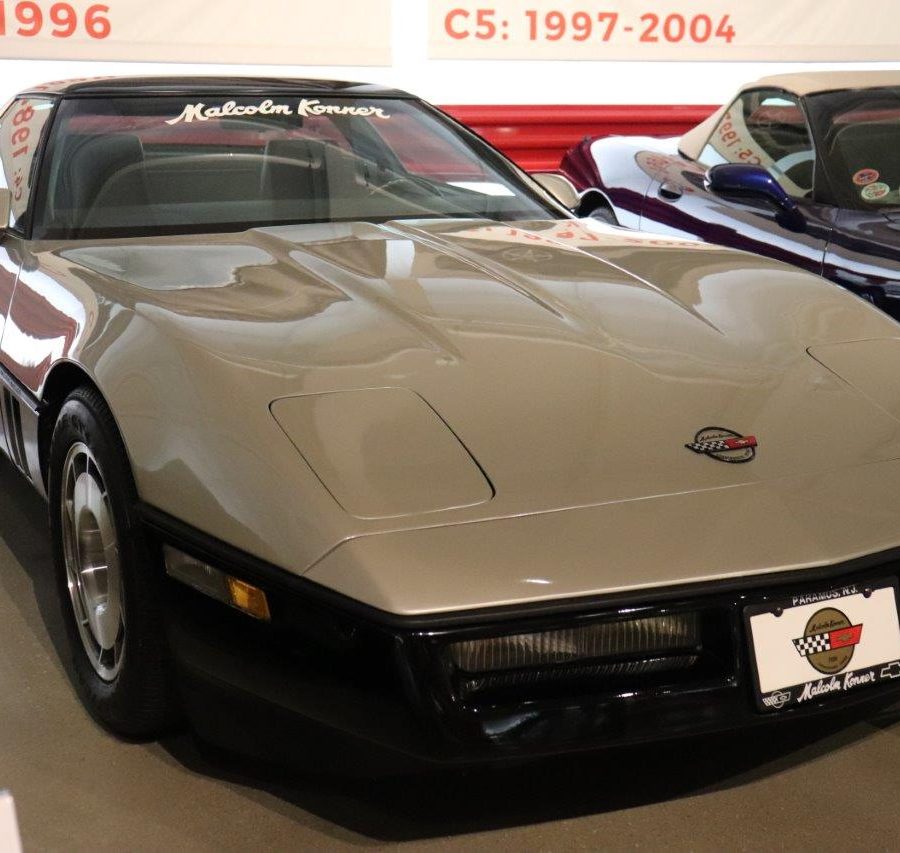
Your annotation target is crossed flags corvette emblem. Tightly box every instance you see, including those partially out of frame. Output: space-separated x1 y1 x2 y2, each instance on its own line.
793 624 863 658
685 427 757 463
793 607 863 675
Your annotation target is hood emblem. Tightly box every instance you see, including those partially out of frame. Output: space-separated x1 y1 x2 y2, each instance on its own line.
685 427 757 463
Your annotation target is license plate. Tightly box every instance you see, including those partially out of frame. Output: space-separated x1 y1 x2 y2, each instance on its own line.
745 578 900 712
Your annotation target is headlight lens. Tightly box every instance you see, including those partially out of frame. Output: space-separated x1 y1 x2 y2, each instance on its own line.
449 613 701 673
446 612 702 698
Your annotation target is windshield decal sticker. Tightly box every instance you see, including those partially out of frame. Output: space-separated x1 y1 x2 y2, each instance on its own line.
167 98 391 125
167 100 293 124
296 99 390 119
853 167 880 186
861 181 890 201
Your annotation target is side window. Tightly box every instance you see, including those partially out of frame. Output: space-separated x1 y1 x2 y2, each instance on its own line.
0 97 54 229
699 90 814 198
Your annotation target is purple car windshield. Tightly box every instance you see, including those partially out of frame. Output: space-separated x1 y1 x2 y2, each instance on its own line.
29 95 560 239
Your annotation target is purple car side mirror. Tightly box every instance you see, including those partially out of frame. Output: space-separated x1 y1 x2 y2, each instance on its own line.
706 163 803 226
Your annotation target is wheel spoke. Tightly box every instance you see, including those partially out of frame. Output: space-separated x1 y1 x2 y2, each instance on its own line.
60 442 125 682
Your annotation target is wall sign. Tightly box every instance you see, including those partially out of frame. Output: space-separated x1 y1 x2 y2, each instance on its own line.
0 0 392 65
429 0 900 61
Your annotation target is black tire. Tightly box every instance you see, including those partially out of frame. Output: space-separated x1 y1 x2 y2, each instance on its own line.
48 385 177 738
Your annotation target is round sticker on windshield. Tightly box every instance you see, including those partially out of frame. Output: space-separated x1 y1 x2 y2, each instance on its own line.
853 168 880 186
861 181 890 201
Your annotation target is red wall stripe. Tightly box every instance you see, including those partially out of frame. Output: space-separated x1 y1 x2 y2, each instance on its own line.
441 104 717 172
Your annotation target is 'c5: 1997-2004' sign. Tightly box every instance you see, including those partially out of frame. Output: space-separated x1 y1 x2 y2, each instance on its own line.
0 0 391 65
429 0 900 61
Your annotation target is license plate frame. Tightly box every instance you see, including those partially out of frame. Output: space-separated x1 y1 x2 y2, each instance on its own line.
744 577 900 713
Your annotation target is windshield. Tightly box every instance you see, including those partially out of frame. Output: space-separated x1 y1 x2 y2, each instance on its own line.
807 86 900 210
32 94 561 239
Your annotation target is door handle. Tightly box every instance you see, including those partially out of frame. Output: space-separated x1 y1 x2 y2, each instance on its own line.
658 181 683 201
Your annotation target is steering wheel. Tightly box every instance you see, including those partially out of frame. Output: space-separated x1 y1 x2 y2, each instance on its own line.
770 150 815 193
366 175 421 198
772 150 814 173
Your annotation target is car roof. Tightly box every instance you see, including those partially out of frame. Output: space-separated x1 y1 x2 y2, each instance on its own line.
746 70 900 97
678 70 900 161
16 76 414 98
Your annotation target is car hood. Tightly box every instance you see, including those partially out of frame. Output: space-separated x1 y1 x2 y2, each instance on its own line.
51 218 900 611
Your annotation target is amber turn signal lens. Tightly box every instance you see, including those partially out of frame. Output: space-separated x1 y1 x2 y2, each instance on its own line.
226 576 271 621
163 545 271 621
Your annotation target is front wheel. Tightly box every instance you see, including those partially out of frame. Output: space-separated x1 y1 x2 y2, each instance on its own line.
48 386 177 737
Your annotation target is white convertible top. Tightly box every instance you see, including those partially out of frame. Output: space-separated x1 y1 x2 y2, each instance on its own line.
678 70 900 161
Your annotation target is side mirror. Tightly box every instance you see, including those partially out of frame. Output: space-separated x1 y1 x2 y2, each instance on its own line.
706 163 802 224
0 188 10 230
532 172 579 211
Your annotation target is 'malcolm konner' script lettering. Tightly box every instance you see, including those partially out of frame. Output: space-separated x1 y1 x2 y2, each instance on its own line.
796 669 876 703
295 98 390 118
166 99 391 125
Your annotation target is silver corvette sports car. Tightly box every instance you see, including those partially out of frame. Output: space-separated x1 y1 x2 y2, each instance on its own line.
1 77 900 766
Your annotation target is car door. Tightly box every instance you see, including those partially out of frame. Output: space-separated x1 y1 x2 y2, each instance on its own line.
0 96 55 474
822 209 900 314
641 88 834 277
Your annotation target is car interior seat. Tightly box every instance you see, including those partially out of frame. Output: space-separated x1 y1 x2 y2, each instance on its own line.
54 133 148 233
260 138 331 220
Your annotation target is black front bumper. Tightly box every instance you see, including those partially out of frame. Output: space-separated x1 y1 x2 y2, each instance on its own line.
143 506 900 768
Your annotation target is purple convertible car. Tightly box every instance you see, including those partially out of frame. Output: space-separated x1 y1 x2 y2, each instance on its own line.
562 71 900 320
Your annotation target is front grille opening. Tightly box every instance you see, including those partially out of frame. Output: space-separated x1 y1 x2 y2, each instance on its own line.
445 610 732 702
